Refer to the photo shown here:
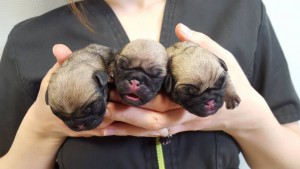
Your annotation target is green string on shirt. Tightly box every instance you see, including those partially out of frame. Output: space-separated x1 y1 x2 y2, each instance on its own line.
156 137 166 169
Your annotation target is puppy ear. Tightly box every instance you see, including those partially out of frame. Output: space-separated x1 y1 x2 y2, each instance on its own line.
218 58 228 71
93 70 109 87
45 89 49 105
164 74 174 93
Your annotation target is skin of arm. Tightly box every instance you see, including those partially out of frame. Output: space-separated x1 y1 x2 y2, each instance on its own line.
0 62 66 169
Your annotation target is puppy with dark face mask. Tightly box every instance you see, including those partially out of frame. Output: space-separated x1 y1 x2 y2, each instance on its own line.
165 41 241 117
112 39 168 106
46 44 116 131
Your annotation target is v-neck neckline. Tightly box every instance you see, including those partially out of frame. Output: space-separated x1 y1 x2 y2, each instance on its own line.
96 0 177 48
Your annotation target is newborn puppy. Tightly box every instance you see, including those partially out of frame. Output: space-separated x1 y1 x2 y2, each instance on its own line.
46 44 116 131
112 39 168 106
165 41 241 117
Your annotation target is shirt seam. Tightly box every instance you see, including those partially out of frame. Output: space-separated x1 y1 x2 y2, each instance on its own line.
9 24 35 101
248 1 264 86
160 0 177 47
98 0 129 48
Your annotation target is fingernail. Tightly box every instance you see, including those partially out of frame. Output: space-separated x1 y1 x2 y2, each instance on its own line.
104 128 115 136
52 44 59 56
104 109 110 118
179 23 193 38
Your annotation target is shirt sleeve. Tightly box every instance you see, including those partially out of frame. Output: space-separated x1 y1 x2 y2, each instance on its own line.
0 26 35 156
251 3 300 124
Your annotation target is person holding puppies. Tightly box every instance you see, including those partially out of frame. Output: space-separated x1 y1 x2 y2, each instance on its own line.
0 0 300 169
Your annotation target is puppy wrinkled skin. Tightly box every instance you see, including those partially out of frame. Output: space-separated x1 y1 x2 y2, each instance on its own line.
165 41 241 117
46 44 116 131
112 39 168 106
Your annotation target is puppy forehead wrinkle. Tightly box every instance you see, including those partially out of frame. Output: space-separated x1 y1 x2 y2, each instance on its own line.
64 52 107 72
119 42 168 69
49 66 105 114
51 82 97 113
171 46 223 88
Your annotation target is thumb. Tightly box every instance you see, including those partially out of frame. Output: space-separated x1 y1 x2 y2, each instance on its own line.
175 23 231 58
175 23 212 48
175 23 194 42
52 44 72 65
41 44 73 86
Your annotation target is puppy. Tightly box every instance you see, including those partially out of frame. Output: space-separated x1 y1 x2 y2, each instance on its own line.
112 39 168 106
46 44 116 131
165 41 241 117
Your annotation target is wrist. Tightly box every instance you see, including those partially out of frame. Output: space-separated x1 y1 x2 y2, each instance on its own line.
3 115 65 169
223 88 279 135
227 121 300 169
27 101 68 141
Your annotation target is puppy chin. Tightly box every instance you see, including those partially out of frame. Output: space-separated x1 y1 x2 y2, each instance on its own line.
186 106 219 117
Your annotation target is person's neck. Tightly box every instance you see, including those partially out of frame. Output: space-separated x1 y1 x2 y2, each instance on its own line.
105 0 165 11
104 0 166 41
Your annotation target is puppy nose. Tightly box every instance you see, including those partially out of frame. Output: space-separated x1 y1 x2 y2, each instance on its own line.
129 79 140 88
76 123 86 130
204 99 215 109
69 120 87 131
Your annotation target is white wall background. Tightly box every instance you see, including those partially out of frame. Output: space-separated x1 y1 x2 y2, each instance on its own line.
0 0 299 168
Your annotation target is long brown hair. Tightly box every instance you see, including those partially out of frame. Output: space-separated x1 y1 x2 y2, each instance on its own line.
67 0 95 32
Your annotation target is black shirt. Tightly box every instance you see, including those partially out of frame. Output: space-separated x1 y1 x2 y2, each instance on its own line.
1 0 299 168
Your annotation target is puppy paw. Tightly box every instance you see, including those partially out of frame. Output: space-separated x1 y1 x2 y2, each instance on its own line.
225 95 241 109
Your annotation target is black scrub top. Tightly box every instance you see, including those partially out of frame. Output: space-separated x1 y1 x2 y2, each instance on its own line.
0 0 299 168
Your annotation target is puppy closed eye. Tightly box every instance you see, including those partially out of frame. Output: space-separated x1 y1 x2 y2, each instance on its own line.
147 67 164 77
50 107 71 121
117 57 130 70
176 84 199 96
80 100 104 117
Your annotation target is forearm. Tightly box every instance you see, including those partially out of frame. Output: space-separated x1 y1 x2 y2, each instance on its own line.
0 108 66 169
230 115 300 169
223 74 300 168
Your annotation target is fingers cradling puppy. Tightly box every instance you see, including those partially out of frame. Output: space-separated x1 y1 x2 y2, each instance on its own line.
46 40 240 131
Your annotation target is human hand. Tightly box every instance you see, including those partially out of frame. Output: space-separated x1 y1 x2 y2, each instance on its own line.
21 44 114 142
172 23 280 134
104 23 279 137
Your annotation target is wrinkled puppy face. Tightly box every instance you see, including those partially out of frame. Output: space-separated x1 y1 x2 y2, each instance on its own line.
46 44 113 131
165 41 228 117
169 72 227 117
113 39 168 106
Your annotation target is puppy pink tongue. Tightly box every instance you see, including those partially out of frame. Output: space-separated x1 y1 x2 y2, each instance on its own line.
126 94 140 101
